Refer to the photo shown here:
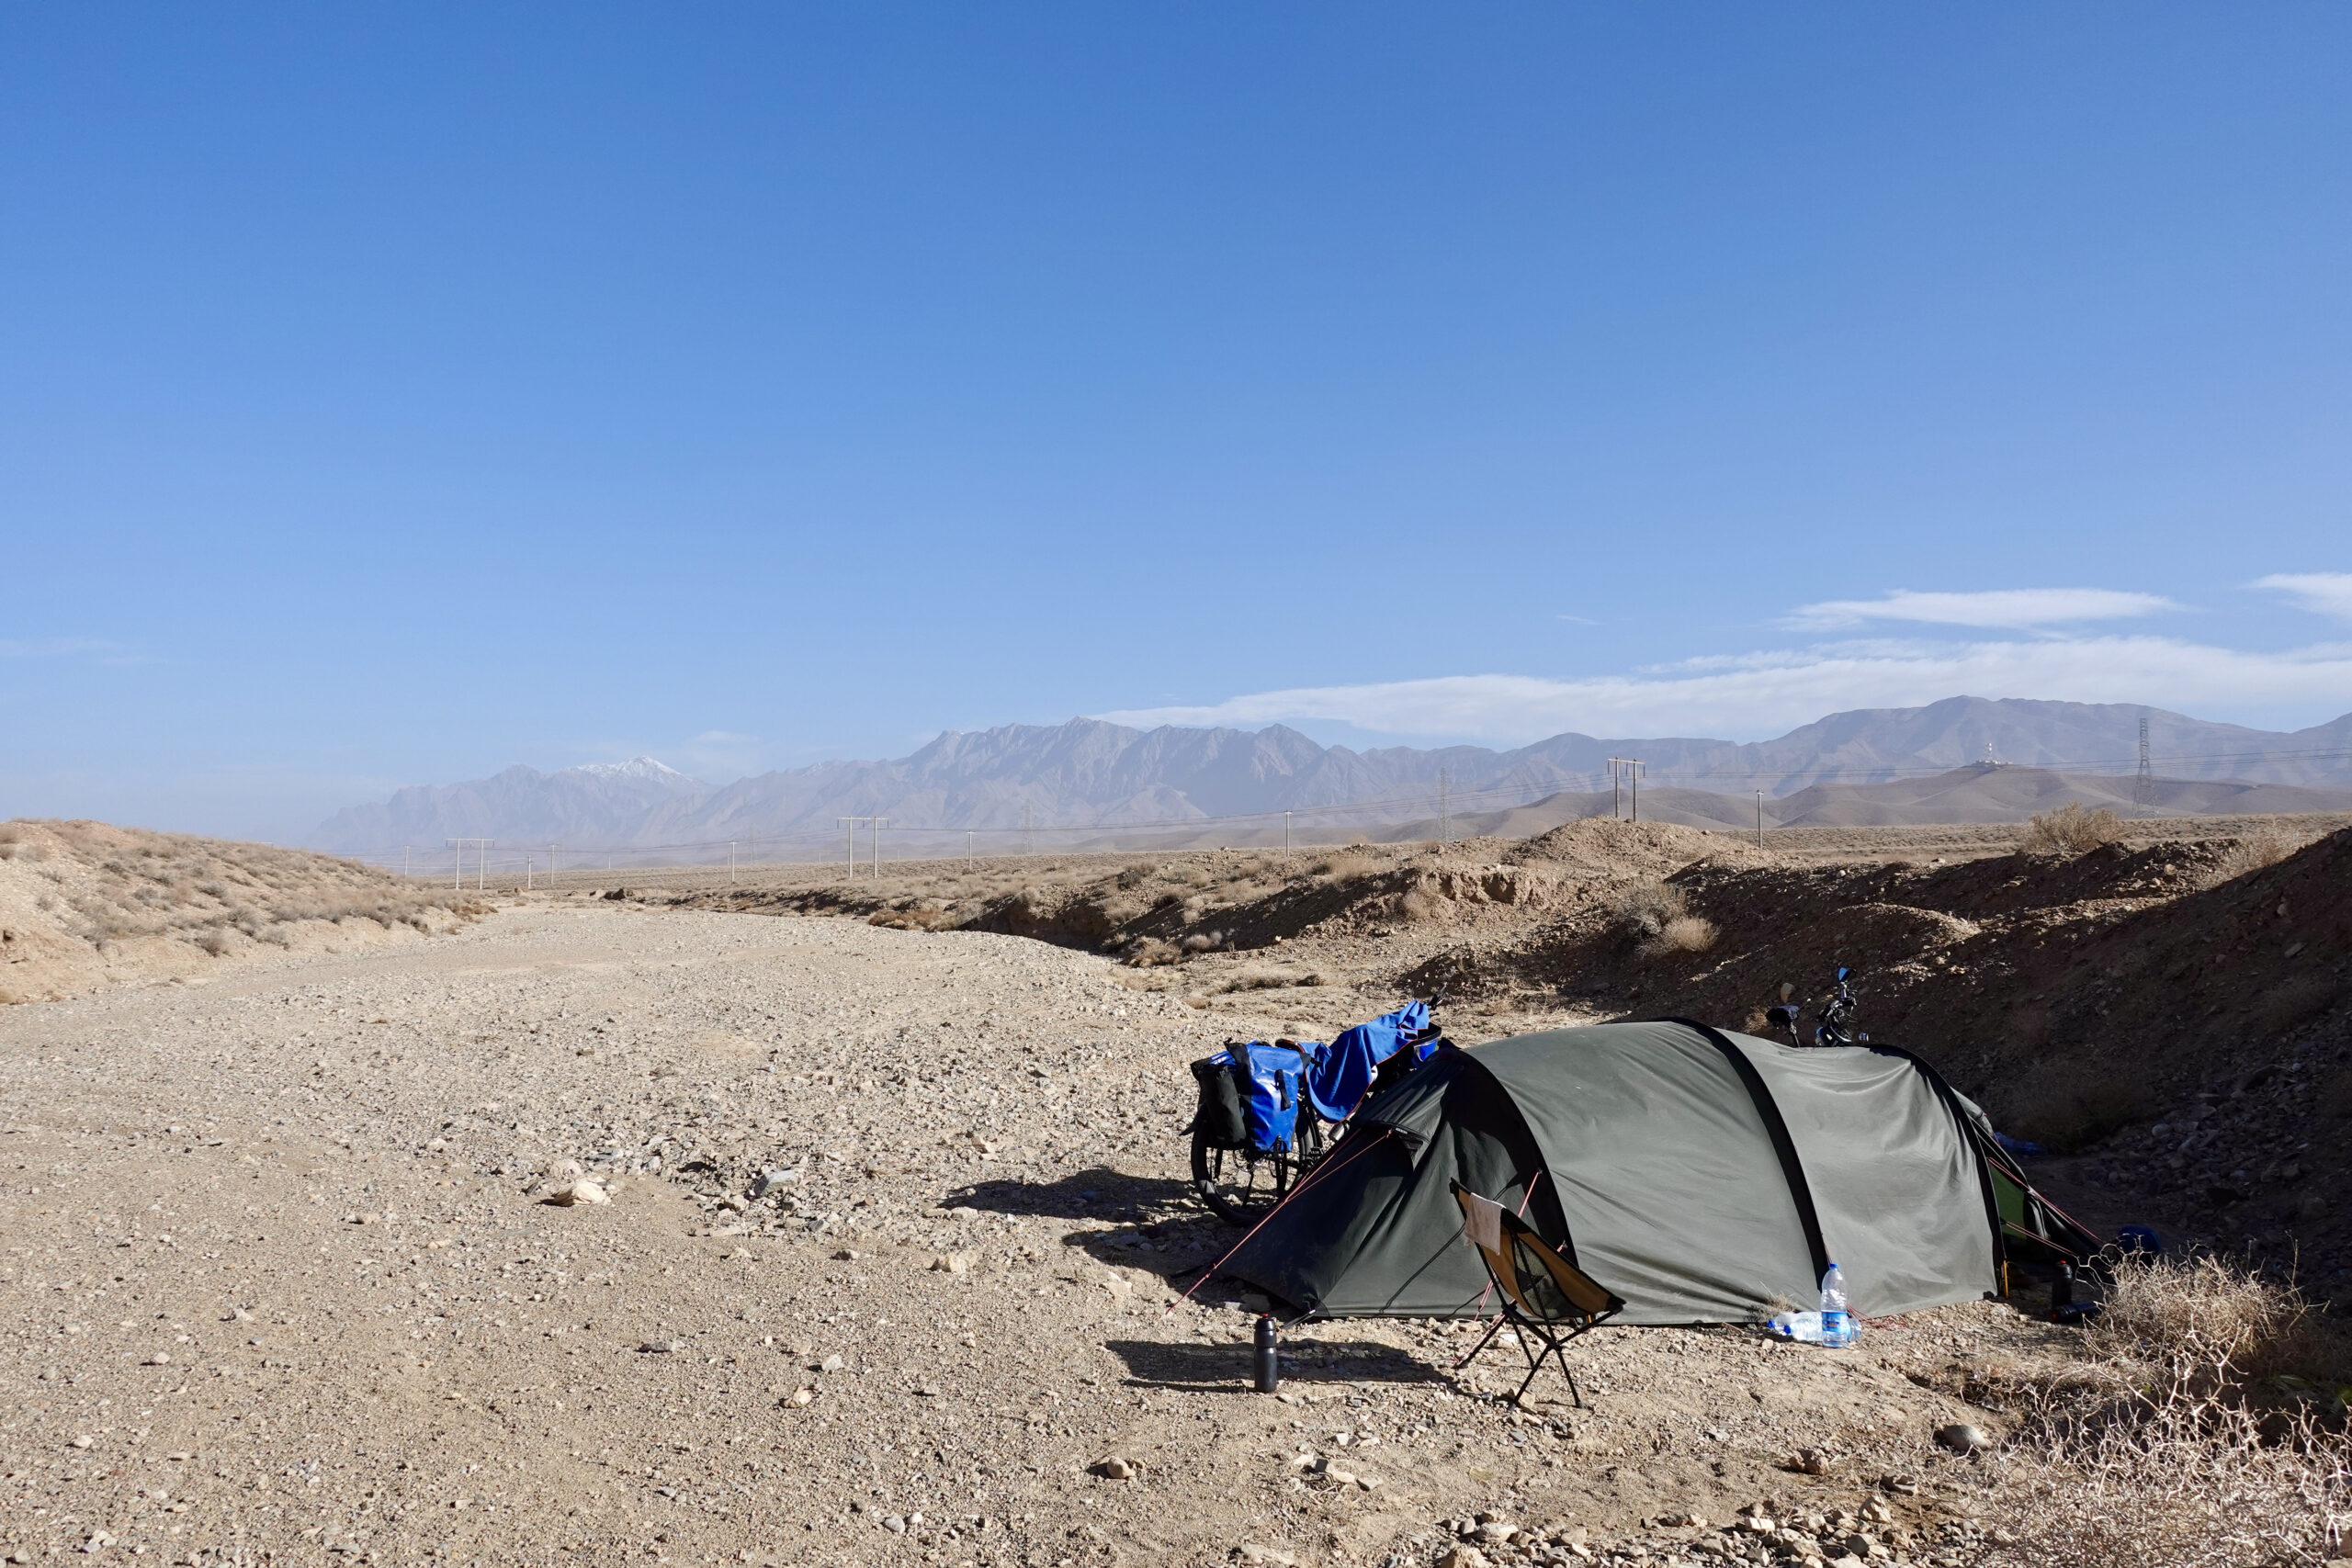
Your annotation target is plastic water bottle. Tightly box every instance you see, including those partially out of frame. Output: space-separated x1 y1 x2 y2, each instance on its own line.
1818 1263 1856 1347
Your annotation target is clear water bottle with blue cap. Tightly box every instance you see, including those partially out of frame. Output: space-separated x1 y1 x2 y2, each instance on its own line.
1818 1262 1856 1347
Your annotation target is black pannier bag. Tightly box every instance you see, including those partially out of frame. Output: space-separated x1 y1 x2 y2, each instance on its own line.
1189 1054 1250 1149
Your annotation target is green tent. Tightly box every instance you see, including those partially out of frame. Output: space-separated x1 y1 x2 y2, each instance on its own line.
1221 1020 2095 1325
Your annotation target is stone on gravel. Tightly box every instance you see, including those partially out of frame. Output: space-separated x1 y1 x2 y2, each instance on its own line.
545 1178 609 1206
1935 1423 1988 1454
1436 1548 1490 1568
1091 1456 1136 1479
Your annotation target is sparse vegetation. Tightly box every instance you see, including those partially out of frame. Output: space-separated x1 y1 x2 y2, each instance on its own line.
2021 800 2126 856
1981 1254 2352 1568
1645 914 1719 958
2201 824 2307 888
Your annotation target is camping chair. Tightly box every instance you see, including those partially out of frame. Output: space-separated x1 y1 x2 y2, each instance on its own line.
1450 1180 1624 1408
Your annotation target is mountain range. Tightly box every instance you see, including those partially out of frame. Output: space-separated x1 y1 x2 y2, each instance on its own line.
308 696 2352 860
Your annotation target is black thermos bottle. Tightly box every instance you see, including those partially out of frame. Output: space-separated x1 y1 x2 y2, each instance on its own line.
1252 1314 1279 1393
2052 1261 2075 1320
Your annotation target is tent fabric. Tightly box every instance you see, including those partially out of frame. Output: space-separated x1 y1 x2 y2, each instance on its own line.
1222 1020 2044 1327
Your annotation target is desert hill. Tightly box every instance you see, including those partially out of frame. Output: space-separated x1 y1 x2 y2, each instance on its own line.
0 818 477 1003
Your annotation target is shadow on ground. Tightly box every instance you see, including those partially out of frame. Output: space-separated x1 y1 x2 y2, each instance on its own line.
941 1166 1196 1223
1103 1337 1446 1393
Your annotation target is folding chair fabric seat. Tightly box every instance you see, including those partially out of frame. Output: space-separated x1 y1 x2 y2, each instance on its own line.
1451 1180 1624 1406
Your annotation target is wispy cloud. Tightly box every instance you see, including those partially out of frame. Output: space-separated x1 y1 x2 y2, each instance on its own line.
1097 635 2352 744
1784 588 2180 631
0 636 120 658
2254 572 2352 622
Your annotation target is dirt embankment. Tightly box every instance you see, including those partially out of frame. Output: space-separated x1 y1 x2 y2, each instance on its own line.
1402 825 2352 1284
0 818 481 1004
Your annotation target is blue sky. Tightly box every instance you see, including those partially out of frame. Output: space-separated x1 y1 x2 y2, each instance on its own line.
6 5 2351 840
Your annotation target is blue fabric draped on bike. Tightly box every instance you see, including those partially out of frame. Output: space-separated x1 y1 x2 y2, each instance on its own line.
1302 999 1431 1121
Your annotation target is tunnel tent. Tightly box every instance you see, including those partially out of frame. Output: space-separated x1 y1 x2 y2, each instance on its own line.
1219 1019 2094 1326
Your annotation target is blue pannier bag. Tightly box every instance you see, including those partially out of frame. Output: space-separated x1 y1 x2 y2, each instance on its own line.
1194 1041 1308 1155
1303 999 1432 1121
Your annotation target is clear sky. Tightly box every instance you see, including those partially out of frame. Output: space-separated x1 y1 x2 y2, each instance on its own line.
6 6 2351 840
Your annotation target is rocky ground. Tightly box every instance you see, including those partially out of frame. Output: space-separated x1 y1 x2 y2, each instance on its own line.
1 901 2096 1567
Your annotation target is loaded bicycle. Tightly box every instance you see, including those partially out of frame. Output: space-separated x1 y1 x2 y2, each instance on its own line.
1766 966 1870 1047
1185 994 1447 1223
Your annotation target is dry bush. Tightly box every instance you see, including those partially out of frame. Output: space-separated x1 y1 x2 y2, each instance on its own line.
1979 1255 2352 1568
1217 969 1327 994
2021 801 2125 856
1308 852 1375 882
1611 879 1688 937
2201 826 2306 889
1641 914 1718 959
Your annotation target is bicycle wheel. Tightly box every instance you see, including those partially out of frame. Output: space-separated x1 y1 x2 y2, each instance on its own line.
1191 1130 1295 1224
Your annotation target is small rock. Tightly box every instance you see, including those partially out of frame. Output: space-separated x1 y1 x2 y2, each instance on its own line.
546 1179 609 1206
1793 1447 1832 1475
751 1168 797 1198
784 1387 814 1407
818 1353 847 1373
146 1351 171 1365
1435 1549 1489 1568
543 1158 582 1179
1882 1474 1920 1495
639 1339 683 1355
882 1514 907 1534
932 1252 972 1275
1934 1423 1987 1454
1476 1520 1518 1544
69 1435 93 1450
1091 1456 1135 1480
1237 1548 1299 1567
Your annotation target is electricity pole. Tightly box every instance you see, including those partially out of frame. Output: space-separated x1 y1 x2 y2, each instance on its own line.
729 841 737 884
966 829 974 868
840 818 854 874
402 846 410 877
1284 810 1292 860
447 838 492 891
1437 769 1449 844
1607 759 1628 819
1628 759 1645 822
1023 803 1034 857
2135 712 2154 818
1755 789 1764 847
839 818 886 879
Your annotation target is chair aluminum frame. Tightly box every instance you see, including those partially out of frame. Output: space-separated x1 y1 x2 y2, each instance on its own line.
1451 1179 1624 1407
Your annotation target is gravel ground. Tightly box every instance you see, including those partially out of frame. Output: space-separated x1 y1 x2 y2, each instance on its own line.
0 903 2070 1567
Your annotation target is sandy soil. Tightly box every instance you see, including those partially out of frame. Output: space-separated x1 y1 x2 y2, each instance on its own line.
0 903 2065 1568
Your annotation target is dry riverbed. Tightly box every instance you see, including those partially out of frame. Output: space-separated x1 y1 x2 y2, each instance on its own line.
1 903 2070 1567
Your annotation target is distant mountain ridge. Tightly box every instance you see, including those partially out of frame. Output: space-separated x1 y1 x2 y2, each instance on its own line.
306 696 2352 854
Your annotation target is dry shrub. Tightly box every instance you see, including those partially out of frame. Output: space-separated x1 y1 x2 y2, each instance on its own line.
1642 914 1718 959
2022 801 2126 856
194 929 232 957
1395 889 1436 922
1982 1255 2352 1568
1122 938 1181 968
1308 852 1375 882
2201 826 2306 889
2001 1054 2157 1152
1218 969 1327 994
1611 879 1688 937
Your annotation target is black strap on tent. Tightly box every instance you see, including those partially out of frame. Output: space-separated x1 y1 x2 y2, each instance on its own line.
1863 1043 2010 1275
1665 1019 1832 1285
